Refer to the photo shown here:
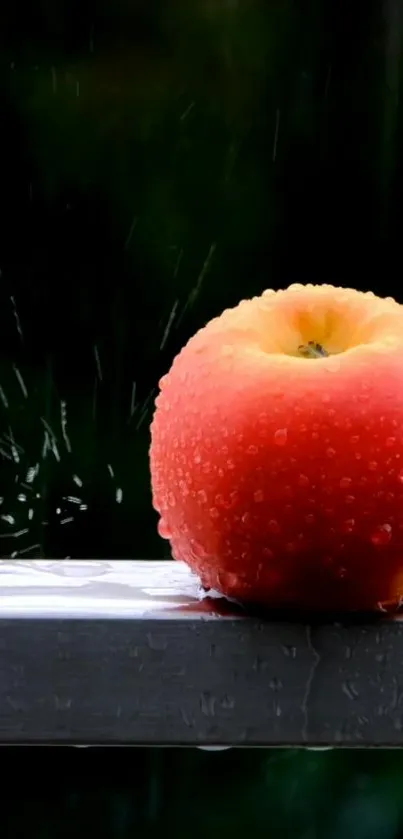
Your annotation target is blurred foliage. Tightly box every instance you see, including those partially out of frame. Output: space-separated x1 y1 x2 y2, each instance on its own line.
4 746 403 839
1 3 403 835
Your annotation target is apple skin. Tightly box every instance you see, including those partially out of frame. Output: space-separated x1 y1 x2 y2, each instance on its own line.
150 284 403 611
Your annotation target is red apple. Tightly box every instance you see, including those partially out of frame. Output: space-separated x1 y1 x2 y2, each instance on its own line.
150 284 403 611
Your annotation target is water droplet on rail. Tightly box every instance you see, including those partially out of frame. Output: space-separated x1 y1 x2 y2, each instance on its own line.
273 428 288 446
370 523 392 546
342 680 359 700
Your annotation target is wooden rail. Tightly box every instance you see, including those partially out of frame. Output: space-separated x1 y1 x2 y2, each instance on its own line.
0 559 401 746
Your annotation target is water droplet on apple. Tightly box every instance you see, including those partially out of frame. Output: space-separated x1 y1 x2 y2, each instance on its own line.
190 539 208 559
341 519 355 534
321 394 331 404
194 451 202 464
285 541 298 553
340 477 352 489
217 571 239 590
324 357 341 372
398 469 403 484
268 519 281 534
273 428 288 446
197 489 207 505
305 513 315 525
337 566 347 580
350 435 359 445
368 461 378 471
209 507 220 519
247 444 259 455
326 447 336 458
345 495 355 504
202 462 211 474
227 459 235 470
157 519 172 539
262 546 275 559
371 523 392 546
241 511 251 525
386 437 396 447
168 492 176 507
298 474 310 487
253 489 264 503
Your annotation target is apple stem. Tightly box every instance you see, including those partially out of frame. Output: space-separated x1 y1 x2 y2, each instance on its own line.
298 341 329 359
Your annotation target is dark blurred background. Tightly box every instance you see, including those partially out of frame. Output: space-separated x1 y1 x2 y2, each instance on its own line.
0 0 402 560
1 0 403 836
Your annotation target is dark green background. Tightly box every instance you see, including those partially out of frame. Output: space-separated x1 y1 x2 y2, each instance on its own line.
1 0 403 836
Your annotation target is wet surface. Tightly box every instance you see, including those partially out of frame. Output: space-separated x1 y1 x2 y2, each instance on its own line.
1 558 403 623
0 559 244 619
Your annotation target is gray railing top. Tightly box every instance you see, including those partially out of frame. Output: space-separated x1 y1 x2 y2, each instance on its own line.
0 559 402 747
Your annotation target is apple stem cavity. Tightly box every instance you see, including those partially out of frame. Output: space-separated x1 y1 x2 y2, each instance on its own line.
298 341 329 359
